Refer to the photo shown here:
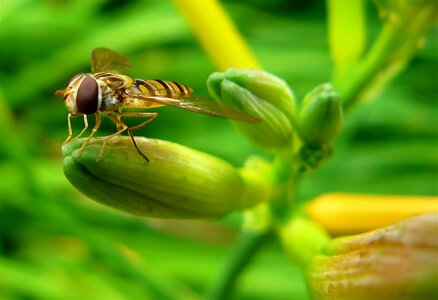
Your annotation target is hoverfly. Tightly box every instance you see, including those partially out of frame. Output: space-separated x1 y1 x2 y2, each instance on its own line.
55 48 259 162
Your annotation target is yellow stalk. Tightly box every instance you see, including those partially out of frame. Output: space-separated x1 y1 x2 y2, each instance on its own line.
327 0 365 78
172 0 261 70
306 193 438 235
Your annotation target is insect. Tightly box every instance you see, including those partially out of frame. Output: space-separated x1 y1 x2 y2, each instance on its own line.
55 47 259 162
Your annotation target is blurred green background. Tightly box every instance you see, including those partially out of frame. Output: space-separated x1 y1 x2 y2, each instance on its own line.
0 0 436 299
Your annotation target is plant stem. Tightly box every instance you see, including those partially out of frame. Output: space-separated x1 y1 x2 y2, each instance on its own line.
337 22 398 110
338 5 436 110
268 146 303 222
204 230 271 300
204 149 299 299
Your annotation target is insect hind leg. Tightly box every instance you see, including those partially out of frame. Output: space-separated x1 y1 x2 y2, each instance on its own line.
112 112 159 162
125 112 158 162
97 114 129 162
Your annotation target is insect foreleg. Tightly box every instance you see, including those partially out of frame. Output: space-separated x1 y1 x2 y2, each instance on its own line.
63 114 90 145
75 114 89 139
62 113 73 145
77 112 102 158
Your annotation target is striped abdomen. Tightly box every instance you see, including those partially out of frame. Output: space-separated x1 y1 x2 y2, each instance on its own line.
133 79 192 98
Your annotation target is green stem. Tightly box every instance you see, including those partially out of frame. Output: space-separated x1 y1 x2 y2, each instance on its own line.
337 22 398 110
268 147 302 223
338 6 436 110
204 149 300 299
204 230 271 300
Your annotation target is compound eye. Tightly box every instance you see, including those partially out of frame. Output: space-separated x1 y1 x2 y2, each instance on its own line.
76 76 99 115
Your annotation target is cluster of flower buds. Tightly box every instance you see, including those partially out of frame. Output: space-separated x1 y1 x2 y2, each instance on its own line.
208 69 342 169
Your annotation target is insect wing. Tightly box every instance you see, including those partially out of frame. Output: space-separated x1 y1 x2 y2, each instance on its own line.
91 47 132 73
126 95 260 122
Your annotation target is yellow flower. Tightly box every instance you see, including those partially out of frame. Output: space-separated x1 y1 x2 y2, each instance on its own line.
306 193 438 234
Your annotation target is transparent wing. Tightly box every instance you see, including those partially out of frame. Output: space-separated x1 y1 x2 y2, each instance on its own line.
91 47 132 73
123 94 260 122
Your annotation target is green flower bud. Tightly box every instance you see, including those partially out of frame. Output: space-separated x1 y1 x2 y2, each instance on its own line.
207 69 297 150
241 156 275 232
298 83 342 146
308 213 438 299
63 137 270 218
278 215 330 269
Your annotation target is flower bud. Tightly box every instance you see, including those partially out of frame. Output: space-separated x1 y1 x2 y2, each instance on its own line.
307 213 438 299
278 215 330 268
298 83 342 146
62 137 269 218
207 69 296 150
241 156 275 232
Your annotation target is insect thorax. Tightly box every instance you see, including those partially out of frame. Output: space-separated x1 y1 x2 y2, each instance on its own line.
95 73 132 112
100 91 122 112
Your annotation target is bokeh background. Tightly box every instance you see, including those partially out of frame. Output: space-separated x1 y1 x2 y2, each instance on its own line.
0 0 437 299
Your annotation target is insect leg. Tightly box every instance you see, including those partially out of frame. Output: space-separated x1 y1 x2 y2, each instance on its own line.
97 114 129 162
63 114 90 145
76 113 102 158
118 112 159 162
116 114 123 131
62 113 73 145
75 114 89 139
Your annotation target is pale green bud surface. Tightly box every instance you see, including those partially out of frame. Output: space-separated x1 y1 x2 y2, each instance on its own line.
207 69 296 150
63 137 269 218
298 83 342 146
278 215 330 269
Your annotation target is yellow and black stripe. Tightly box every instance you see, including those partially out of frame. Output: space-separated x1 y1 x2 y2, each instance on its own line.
134 79 192 98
